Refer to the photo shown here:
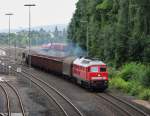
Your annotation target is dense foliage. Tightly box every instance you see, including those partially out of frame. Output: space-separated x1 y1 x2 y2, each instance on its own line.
68 0 150 67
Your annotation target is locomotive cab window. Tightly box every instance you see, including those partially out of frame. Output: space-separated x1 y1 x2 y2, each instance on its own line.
90 67 99 72
100 67 106 72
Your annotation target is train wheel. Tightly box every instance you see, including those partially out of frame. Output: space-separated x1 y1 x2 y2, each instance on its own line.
89 86 94 92
77 79 82 85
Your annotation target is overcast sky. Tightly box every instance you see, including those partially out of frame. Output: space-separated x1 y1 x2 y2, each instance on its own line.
0 0 78 30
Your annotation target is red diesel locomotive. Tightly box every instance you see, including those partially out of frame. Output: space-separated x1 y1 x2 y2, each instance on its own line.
23 52 108 91
72 57 108 89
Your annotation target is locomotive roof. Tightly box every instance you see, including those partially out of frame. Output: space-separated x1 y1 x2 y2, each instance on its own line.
73 57 106 67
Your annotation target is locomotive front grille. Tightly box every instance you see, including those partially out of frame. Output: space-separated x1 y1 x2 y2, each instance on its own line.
91 80 108 87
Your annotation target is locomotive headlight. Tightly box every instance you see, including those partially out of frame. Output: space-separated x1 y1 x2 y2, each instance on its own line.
98 74 101 77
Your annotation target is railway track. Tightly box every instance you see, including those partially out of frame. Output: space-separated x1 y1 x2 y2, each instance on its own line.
97 93 149 116
13 63 150 116
0 63 71 116
1 63 69 116
17 64 150 116
0 83 10 116
0 81 26 116
10 65 84 116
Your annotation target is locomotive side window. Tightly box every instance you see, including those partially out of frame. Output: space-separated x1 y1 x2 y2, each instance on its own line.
100 67 106 72
90 67 99 72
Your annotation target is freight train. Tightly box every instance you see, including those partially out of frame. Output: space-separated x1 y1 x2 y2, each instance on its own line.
22 51 108 91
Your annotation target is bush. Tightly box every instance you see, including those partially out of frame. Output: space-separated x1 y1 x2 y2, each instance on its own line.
110 77 130 92
118 63 146 81
108 67 117 79
141 67 150 87
129 82 143 96
139 89 150 101
110 63 150 101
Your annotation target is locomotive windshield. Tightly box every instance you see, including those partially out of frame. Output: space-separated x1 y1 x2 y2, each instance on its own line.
90 66 99 72
90 66 106 72
100 67 106 72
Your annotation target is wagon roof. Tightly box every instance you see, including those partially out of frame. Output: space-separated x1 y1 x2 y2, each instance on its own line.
32 53 65 61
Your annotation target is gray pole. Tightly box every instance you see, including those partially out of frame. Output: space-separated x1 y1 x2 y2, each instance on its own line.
5 13 13 67
15 34 17 61
9 15 10 59
29 6 31 68
24 4 36 88
8 15 10 75
24 4 36 68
